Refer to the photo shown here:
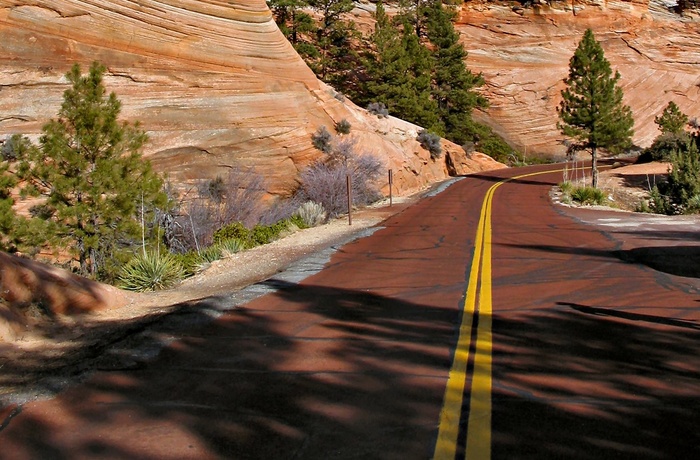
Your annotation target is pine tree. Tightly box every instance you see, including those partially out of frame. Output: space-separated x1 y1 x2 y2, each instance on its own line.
309 0 355 81
16 62 168 279
654 101 688 135
558 29 634 188
363 2 440 131
0 160 16 251
425 1 487 145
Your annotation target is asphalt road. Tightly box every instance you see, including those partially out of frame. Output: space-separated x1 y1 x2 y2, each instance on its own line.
1 164 700 459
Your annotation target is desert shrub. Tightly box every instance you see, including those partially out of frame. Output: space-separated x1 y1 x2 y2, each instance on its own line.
118 251 185 292
559 181 574 195
296 201 327 227
462 141 476 157
1 134 32 162
213 221 250 245
646 141 700 215
250 220 291 246
639 132 691 163
288 213 308 230
571 186 607 206
171 251 204 277
312 126 333 153
417 130 442 159
198 244 223 264
335 119 352 135
174 168 266 252
367 102 389 118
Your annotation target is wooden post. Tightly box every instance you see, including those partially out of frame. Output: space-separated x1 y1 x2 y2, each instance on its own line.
389 169 393 207
347 174 352 226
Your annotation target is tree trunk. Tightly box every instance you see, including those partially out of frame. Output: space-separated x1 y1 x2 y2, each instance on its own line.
591 145 598 189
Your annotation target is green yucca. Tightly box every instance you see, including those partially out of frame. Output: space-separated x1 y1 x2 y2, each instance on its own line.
118 251 185 292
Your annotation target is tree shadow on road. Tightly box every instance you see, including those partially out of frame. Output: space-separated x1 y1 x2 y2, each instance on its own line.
491 304 700 459
0 279 460 459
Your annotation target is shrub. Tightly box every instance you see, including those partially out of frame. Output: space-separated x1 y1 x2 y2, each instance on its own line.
1 134 32 162
118 251 185 292
367 102 389 118
639 132 691 163
171 251 204 277
296 201 327 227
335 119 352 135
417 130 442 159
648 141 700 215
462 141 476 157
213 221 249 245
312 126 333 153
250 220 290 246
571 186 607 206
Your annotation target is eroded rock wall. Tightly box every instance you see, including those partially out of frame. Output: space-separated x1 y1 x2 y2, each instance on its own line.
0 0 501 199
458 0 700 157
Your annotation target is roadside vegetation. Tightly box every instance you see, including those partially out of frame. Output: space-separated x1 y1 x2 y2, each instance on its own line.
0 62 334 293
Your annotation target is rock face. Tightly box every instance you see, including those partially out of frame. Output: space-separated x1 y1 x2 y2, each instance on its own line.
0 0 501 198
457 0 700 158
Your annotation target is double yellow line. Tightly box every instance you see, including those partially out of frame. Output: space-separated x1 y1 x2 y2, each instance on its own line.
433 170 560 459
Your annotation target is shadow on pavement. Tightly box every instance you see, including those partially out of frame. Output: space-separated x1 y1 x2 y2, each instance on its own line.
491 305 700 459
0 279 459 459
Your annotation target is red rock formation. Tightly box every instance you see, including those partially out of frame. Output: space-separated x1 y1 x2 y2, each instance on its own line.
457 0 700 158
0 0 501 199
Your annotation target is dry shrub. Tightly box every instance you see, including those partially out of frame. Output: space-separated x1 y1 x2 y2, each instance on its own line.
297 137 383 216
170 167 267 252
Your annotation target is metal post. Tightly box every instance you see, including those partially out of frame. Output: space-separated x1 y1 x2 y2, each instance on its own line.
347 174 352 226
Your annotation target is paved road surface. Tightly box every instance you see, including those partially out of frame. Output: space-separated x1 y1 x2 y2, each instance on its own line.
1 164 699 459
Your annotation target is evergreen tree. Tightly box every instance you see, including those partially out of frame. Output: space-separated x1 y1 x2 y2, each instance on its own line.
558 29 634 188
363 2 440 131
309 0 356 81
0 160 16 251
425 1 487 145
267 0 318 62
655 101 688 135
16 62 168 279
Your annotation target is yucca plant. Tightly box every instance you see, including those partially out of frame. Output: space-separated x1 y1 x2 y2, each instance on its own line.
218 238 245 257
571 186 607 205
119 251 185 292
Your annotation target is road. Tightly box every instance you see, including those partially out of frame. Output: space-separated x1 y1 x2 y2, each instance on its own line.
1 164 700 459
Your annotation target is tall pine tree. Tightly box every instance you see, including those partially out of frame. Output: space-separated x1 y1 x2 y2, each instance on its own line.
16 62 168 279
558 29 634 188
425 1 487 145
363 1 440 131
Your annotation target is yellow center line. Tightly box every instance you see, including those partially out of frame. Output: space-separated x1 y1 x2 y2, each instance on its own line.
433 167 569 460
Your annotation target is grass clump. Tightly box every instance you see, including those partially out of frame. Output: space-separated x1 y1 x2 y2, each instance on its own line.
296 201 327 228
570 186 607 205
119 251 185 292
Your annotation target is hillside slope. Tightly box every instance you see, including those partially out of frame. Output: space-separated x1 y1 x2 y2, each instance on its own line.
0 0 500 198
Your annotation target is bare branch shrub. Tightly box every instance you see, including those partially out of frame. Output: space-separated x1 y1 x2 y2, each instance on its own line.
297 135 384 216
168 167 267 252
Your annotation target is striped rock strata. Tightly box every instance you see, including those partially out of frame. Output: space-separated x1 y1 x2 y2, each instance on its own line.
458 0 700 157
0 0 502 198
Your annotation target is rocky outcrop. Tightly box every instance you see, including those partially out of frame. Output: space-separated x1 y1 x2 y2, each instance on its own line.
0 0 502 199
458 0 700 158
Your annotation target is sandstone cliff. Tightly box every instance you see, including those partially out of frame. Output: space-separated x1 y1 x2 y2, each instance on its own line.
0 0 500 199
457 0 700 157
